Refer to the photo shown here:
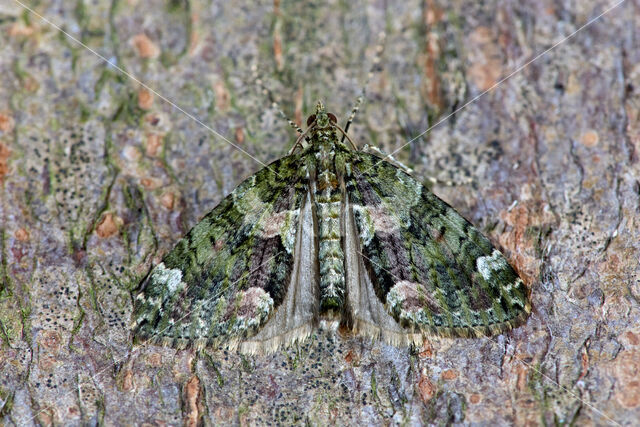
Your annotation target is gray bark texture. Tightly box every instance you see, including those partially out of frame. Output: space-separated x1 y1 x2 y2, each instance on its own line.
1 0 639 425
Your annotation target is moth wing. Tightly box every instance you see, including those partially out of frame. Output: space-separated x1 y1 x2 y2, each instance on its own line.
239 190 319 354
344 150 530 342
343 190 423 347
132 154 317 353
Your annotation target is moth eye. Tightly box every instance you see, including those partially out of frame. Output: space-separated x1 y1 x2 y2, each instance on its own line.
307 114 316 126
328 113 337 124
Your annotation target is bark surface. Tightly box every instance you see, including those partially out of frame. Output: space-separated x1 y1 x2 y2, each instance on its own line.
1 0 638 425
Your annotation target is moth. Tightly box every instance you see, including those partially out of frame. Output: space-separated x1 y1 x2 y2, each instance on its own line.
131 102 531 354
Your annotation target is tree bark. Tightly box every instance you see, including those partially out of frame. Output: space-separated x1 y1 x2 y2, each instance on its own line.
1 0 638 425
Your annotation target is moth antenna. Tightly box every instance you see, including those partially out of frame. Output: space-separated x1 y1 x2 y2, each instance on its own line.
342 31 386 144
361 144 473 187
342 94 363 144
251 64 304 135
275 102 305 135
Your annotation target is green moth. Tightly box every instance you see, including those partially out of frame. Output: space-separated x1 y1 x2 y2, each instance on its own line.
131 102 531 354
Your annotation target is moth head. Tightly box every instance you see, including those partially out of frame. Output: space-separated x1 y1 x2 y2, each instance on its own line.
307 101 337 129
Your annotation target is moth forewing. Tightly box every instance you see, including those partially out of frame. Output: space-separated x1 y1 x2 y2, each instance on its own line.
343 189 425 347
239 191 319 354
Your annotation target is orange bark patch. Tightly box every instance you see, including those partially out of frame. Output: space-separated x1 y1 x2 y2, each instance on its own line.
188 26 200 56
515 363 529 391
0 112 15 133
418 372 436 403
622 330 640 347
184 375 201 427
344 349 360 365
121 370 134 391
273 23 283 71
138 87 154 110
498 191 554 286
144 113 163 127
580 130 599 147
8 23 35 37
611 350 640 408
96 212 121 238
140 177 161 190
0 142 11 182
467 26 503 91
419 0 444 110
235 127 244 144
145 133 163 157
418 340 434 358
294 85 304 128
618 381 640 408
160 191 175 210
213 81 231 113
441 369 458 380
15 227 30 242
131 34 160 59
578 343 589 381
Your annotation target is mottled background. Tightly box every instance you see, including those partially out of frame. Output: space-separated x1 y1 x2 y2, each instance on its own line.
0 0 639 425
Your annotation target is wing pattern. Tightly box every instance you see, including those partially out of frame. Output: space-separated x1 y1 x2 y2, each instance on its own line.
344 150 530 338
132 103 531 353
132 154 308 350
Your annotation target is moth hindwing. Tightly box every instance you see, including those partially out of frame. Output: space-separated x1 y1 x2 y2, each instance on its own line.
131 102 531 354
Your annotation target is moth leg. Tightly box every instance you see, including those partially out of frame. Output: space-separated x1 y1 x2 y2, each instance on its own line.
289 123 315 154
423 174 473 187
333 122 358 151
361 144 473 187
361 144 414 175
